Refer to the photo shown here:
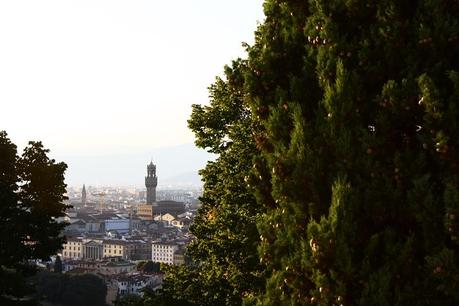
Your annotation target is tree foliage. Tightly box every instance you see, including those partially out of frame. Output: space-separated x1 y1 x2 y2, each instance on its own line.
244 0 459 305
137 261 160 273
114 294 144 306
0 131 69 303
34 271 107 306
151 60 265 305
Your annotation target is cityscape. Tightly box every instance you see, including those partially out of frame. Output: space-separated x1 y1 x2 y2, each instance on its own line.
1 1 459 305
55 161 202 303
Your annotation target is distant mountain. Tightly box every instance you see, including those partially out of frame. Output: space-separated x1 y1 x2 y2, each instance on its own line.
58 143 214 187
161 171 203 187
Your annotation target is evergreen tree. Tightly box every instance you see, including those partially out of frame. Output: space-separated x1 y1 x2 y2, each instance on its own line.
0 131 69 303
151 60 265 305
244 0 459 305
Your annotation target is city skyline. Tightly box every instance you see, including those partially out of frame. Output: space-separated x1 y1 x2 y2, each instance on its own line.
62 142 212 188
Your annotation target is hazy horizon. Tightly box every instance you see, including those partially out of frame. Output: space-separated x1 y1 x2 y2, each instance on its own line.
1 0 264 186
55 142 214 188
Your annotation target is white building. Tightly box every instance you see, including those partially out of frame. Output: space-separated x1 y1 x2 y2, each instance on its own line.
151 242 178 264
115 274 161 297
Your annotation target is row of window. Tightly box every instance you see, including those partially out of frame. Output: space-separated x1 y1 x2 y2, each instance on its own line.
152 258 172 261
105 244 121 247
152 256 173 260
153 250 173 254
65 245 133 251
65 246 81 251
152 245 175 249
105 250 123 255
63 250 122 256
67 241 82 245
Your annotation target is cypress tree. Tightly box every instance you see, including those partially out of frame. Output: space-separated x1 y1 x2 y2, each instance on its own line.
245 0 459 305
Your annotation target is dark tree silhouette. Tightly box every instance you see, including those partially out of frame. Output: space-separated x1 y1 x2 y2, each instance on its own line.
0 131 69 304
54 256 63 274
34 271 107 306
138 261 160 273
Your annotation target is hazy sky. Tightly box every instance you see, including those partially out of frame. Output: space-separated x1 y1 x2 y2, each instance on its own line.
0 0 264 156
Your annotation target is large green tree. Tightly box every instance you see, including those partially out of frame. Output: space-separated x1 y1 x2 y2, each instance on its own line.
0 131 69 304
147 60 265 306
245 0 459 305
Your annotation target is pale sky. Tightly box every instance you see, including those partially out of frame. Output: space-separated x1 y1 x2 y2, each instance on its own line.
0 0 264 157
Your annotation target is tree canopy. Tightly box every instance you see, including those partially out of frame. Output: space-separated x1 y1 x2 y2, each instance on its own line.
137 261 160 273
0 131 69 304
34 271 107 306
147 60 265 305
245 0 459 305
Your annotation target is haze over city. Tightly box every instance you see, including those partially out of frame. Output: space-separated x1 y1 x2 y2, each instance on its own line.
0 0 264 187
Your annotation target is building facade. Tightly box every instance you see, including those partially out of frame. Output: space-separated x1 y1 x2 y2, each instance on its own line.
137 204 153 220
103 240 128 258
84 240 104 260
63 238 151 261
151 242 178 264
62 238 83 259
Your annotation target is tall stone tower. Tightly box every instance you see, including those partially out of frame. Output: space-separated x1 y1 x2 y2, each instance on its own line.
145 161 158 205
82 184 87 206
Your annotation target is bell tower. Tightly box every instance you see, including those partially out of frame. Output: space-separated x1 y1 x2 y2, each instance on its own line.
145 161 157 205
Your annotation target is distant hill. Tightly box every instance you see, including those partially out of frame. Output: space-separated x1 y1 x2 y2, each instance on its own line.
161 171 203 188
58 143 214 187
